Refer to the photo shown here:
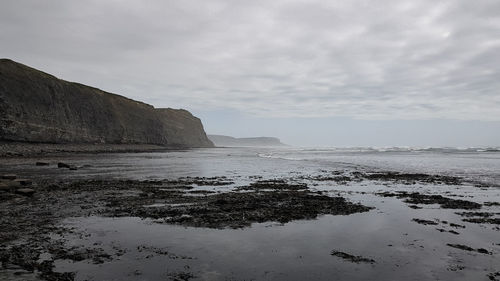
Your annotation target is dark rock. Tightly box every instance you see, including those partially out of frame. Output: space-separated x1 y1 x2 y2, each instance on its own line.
477 248 491 254
2 180 21 188
436 228 460 235
447 243 491 254
188 190 216 194
488 271 500 281
299 174 352 183
15 188 35 196
1 245 76 281
484 202 500 207
330 250 376 264
58 163 71 168
377 192 481 209
167 271 196 281
128 189 373 228
462 218 500 225
53 178 372 229
2 174 17 180
456 212 494 217
455 211 500 225
35 161 50 166
13 179 32 186
0 59 214 148
0 182 11 192
172 176 233 186
363 172 461 185
447 243 474 251
447 264 465 271
239 179 307 191
412 218 438 225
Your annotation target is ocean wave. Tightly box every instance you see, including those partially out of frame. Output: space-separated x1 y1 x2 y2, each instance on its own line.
292 147 500 153
257 153 304 161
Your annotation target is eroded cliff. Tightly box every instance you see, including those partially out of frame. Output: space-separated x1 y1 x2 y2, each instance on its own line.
0 59 214 148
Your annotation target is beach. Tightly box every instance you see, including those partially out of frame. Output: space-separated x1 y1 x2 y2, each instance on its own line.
0 147 499 280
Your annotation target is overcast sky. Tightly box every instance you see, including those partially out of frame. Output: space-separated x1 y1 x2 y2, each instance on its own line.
1 0 499 146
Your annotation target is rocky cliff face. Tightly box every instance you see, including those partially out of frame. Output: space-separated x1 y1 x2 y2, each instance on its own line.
0 59 214 147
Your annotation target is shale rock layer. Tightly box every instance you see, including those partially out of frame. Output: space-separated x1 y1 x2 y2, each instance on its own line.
0 59 213 147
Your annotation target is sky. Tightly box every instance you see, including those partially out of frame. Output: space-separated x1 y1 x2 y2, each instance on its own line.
1 0 499 147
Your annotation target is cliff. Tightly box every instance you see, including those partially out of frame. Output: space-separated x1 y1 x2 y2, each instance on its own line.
0 59 214 148
208 135 286 147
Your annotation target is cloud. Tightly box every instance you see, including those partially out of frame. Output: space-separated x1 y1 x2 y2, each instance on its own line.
1 0 499 120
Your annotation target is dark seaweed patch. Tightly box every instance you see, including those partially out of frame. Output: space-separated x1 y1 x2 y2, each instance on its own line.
447 244 491 254
377 192 481 209
484 202 500 207
412 218 438 225
330 250 376 264
363 172 461 185
462 218 500 225
488 271 500 281
238 179 308 190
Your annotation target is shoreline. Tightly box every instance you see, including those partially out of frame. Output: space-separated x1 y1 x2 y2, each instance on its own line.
0 141 205 158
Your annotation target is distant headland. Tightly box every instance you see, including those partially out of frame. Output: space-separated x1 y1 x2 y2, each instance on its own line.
208 134 286 147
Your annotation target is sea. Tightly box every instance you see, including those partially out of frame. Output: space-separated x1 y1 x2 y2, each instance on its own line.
1 146 499 186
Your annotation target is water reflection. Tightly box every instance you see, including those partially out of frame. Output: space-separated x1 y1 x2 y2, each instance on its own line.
53 190 499 281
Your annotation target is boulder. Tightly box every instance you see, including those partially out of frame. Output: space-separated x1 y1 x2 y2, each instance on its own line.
58 162 71 168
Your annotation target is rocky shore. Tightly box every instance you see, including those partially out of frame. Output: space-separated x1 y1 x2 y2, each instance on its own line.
0 175 373 280
0 168 499 281
0 141 178 157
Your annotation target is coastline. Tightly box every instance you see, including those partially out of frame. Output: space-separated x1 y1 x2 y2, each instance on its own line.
0 141 202 158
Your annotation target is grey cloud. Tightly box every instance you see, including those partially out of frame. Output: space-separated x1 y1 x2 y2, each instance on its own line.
1 0 499 121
